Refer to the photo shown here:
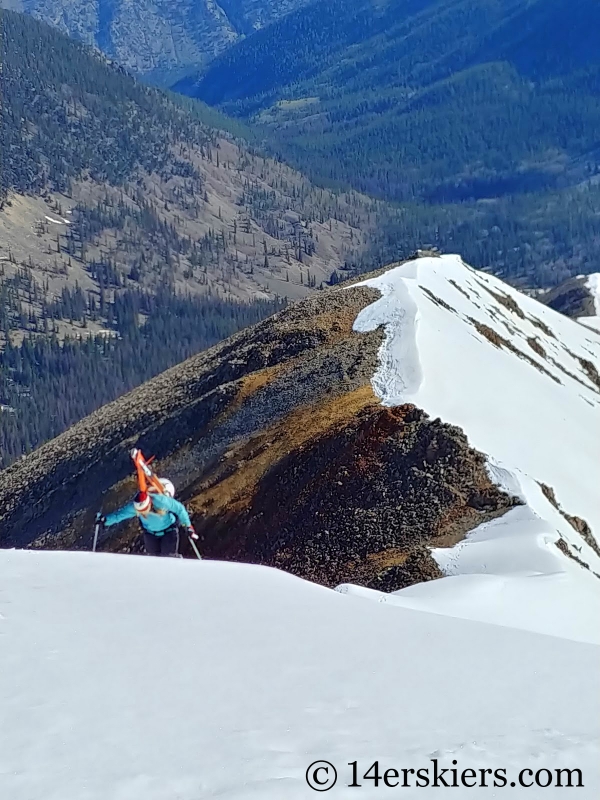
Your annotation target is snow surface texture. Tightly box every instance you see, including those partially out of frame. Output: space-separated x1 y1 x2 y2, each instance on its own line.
1 550 599 799
352 255 600 641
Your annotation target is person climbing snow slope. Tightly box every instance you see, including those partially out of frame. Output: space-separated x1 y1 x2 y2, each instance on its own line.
99 489 197 557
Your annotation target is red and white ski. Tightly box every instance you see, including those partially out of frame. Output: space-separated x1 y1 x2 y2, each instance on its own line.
130 448 164 495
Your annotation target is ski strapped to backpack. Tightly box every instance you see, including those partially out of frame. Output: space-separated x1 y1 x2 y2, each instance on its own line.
130 447 164 495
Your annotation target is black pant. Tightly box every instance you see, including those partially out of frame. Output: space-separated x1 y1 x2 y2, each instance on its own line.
143 525 180 557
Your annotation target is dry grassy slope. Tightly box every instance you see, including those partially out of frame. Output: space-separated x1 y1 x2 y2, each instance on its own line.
0 271 517 590
0 133 372 343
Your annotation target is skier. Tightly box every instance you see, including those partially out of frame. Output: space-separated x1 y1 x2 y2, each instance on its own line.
97 486 198 557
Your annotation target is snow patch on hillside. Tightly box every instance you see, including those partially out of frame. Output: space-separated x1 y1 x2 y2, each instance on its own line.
1 550 599 799
339 466 600 644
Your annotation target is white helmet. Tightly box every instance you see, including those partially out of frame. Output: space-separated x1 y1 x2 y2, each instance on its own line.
149 478 175 497
159 478 175 497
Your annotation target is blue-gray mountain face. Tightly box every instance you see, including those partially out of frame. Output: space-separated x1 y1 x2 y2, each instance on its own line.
1 0 309 82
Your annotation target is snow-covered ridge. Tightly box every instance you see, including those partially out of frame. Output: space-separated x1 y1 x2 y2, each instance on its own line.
354 255 599 532
350 255 600 638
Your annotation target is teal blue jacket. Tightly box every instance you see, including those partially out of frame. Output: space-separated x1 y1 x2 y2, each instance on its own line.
105 493 192 535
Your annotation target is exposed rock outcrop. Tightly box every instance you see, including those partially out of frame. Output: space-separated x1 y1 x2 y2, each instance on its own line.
191 404 516 587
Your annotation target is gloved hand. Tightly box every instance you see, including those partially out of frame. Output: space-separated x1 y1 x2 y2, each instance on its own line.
96 512 106 525
186 525 199 540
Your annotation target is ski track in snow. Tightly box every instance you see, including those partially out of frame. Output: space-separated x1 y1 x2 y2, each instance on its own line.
1 550 599 799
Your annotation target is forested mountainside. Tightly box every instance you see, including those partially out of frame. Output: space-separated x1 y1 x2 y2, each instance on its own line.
179 0 600 287
0 0 310 83
0 9 374 467
1 8 368 303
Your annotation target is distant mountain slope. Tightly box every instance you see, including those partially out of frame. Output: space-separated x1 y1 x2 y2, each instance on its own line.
1 8 369 304
1 0 310 82
189 0 600 121
1 255 598 598
179 0 600 285
0 9 377 466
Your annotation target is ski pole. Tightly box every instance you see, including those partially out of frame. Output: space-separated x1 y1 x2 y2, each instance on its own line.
93 513 103 552
188 535 202 560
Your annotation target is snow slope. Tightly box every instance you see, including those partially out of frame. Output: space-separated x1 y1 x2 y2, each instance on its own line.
338 504 600 644
1 550 599 799
352 255 600 634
